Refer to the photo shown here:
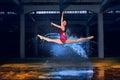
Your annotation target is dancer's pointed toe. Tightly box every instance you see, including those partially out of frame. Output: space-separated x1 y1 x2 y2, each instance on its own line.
87 36 94 40
37 34 44 40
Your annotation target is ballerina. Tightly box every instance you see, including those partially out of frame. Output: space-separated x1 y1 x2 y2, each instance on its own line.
37 11 94 44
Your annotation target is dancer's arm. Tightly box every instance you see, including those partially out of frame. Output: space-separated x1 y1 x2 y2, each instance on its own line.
61 11 64 26
51 22 61 29
50 11 64 29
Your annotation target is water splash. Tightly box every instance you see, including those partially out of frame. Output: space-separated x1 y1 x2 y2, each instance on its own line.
40 31 90 59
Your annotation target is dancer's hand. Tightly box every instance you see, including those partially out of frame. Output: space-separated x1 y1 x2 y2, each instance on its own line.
51 22 53 26
62 11 65 15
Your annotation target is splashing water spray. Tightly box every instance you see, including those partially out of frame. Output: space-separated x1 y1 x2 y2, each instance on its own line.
40 29 90 59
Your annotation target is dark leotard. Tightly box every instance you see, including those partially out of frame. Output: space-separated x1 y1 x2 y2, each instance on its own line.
60 29 67 44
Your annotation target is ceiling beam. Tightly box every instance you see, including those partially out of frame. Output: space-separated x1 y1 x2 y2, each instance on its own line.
105 5 120 12
100 0 112 12
24 5 99 13
13 0 20 5
87 14 97 25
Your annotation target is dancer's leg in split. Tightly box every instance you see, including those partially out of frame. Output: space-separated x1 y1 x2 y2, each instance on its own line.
37 34 63 44
38 34 94 44
65 36 94 44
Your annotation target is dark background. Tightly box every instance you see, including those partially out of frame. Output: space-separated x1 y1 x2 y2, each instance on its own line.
0 0 120 58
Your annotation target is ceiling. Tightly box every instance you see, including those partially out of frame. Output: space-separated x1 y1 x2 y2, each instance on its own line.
0 0 119 12
0 0 120 32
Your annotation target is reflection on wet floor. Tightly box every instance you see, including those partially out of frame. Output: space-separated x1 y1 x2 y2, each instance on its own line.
0 58 120 80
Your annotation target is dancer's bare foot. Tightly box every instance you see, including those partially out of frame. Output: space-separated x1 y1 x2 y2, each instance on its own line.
87 36 94 40
37 34 44 40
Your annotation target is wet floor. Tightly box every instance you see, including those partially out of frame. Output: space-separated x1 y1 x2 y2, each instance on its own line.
0 58 120 80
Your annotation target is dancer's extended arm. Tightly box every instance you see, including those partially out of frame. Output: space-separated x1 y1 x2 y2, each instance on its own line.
50 11 64 29
61 11 64 26
51 22 61 29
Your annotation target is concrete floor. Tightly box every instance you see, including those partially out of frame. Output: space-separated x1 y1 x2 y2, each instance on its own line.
0 58 120 80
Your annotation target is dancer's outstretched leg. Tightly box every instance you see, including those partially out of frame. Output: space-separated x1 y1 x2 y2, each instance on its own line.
37 34 63 44
65 36 94 44
80 36 94 41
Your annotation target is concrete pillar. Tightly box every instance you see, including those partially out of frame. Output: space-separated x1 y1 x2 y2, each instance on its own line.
98 12 104 58
20 8 25 59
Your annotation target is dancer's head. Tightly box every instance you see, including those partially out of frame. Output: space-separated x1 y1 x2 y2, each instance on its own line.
63 20 67 26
